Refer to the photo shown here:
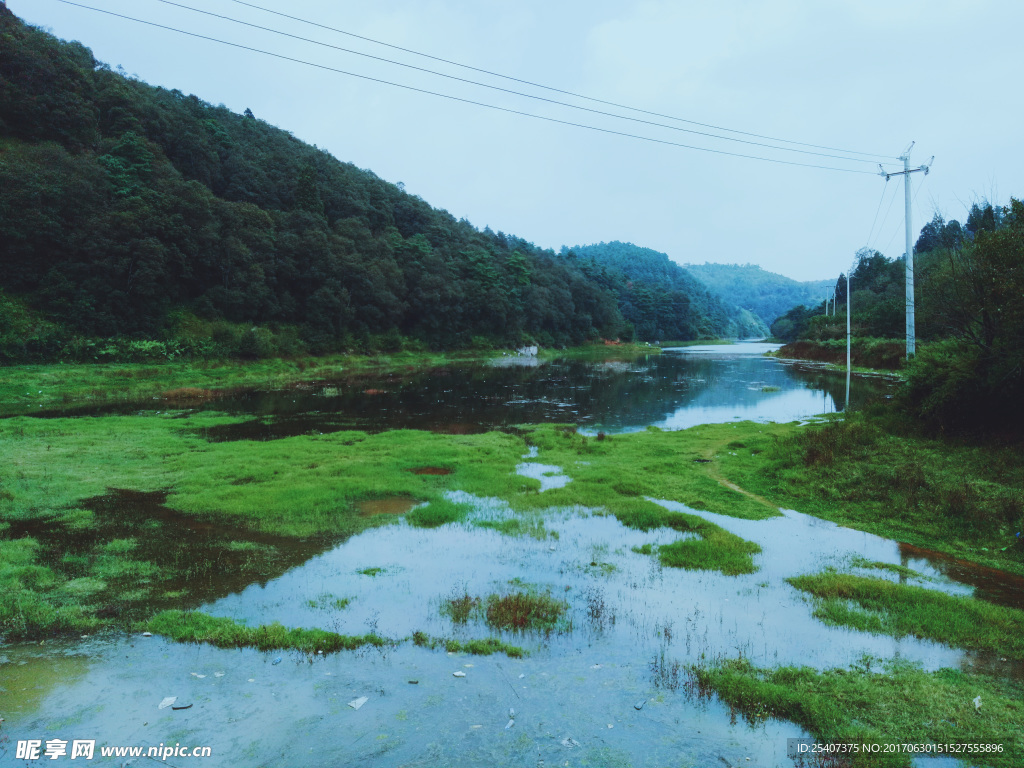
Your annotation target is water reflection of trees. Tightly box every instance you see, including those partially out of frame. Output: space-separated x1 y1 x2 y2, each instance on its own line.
200 354 894 440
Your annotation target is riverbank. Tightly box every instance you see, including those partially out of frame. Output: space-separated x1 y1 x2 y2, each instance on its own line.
0 342 659 417
771 338 905 371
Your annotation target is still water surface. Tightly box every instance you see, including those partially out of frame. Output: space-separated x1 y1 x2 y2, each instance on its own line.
197 343 889 440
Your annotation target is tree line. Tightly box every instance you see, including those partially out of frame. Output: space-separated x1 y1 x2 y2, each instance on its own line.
769 199 1023 430
0 8 755 362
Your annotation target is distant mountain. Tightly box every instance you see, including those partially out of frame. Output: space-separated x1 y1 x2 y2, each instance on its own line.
564 243 769 340
683 263 832 325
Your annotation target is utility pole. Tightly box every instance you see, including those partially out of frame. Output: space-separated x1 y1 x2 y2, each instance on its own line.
845 271 851 411
879 143 932 358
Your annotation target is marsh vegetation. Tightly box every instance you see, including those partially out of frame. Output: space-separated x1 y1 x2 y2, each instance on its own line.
2 346 1021 765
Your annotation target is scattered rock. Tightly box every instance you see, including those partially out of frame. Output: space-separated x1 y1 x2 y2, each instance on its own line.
272 657 282 665
634 699 646 711
408 680 419 685
348 697 368 710
171 702 192 711
504 719 515 730
141 632 152 637
190 673 205 679
453 671 466 678
158 697 176 710
560 738 581 749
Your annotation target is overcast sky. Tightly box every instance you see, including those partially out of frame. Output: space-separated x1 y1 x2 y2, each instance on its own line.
12 0 1023 281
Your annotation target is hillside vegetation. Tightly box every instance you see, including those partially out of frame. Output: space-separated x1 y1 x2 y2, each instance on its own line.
770 200 1024 431
684 262 831 325
0 8 756 361
566 242 768 340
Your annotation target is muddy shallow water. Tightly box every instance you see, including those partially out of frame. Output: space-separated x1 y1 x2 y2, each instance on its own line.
1 346 997 767
3 496 996 767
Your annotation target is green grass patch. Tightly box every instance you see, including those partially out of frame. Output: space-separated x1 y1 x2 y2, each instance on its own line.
484 590 568 632
405 498 473 528
518 423 778 522
305 594 352 611
357 567 385 577
849 556 923 579
439 587 569 633
1 415 772 641
693 658 1023 767
594 499 760 575
658 339 735 347
789 572 1024 658
441 591 480 624
89 556 162 581
717 416 1024 575
411 631 525 658
474 515 553 540
0 350 502 417
98 538 137 554
148 610 386 653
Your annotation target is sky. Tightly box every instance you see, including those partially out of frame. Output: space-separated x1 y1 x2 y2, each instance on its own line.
11 0 1023 281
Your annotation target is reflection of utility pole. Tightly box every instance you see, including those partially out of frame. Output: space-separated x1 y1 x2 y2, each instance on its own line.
879 143 933 358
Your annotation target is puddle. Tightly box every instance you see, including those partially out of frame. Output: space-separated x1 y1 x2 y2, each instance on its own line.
355 497 419 517
160 387 219 404
899 542 1024 610
5 489 1020 765
516 462 571 492
0 645 92 720
4 489 338 620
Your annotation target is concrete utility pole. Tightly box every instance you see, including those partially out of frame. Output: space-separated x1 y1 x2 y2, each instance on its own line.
845 271 851 411
879 143 932 358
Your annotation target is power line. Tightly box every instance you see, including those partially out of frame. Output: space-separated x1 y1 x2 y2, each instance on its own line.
141 0 894 166
871 179 902 252
219 0 896 162
882 172 928 255
864 176 890 248
50 0 883 175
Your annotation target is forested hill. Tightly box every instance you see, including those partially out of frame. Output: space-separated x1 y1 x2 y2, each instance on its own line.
683 263 832 326
0 9 755 362
565 243 768 340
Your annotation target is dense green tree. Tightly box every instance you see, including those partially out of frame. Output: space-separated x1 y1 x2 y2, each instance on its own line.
0 7 762 360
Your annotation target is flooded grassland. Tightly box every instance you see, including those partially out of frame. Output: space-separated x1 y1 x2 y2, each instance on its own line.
2 347 1022 766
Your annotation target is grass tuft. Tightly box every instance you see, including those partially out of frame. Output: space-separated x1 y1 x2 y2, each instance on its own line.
484 590 568 632
789 571 1024 658
147 610 386 653
693 658 1023 767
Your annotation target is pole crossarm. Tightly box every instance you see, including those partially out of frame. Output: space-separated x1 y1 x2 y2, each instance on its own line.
875 147 935 359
